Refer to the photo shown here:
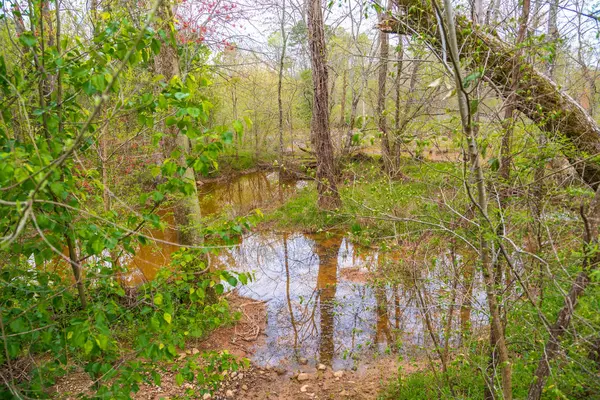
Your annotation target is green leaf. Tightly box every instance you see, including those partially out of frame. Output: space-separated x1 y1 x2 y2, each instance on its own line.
232 120 244 136
187 107 200 118
95 334 109 350
154 293 163 306
19 32 37 47
84 339 94 355
163 312 172 324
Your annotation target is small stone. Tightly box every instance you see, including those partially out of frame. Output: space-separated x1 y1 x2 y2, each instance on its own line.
298 357 308 365
191 348 200 355
273 367 286 375
231 371 237 378
225 389 234 398
259 370 265 375
340 389 350 396
300 384 311 393
297 372 310 382
242 385 248 391
202 394 212 400
333 371 344 378
237 373 244 380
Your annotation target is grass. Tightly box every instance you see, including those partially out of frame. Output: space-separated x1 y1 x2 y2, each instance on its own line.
266 157 463 244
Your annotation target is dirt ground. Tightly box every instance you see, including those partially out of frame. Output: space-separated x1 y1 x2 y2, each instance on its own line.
53 294 413 399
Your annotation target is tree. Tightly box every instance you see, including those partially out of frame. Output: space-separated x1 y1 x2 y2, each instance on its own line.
155 0 204 245
380 1 600 190
306 0 341 210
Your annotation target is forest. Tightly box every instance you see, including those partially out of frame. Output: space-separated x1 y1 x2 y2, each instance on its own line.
1 0 600 398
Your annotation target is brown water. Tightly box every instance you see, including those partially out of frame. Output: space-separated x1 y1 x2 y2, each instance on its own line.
125 171 487 369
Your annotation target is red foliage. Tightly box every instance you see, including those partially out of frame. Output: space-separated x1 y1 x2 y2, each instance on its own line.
174 0 240 48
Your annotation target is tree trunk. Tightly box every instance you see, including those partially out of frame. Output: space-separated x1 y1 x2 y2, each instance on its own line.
155 0 203 246
278 0 288 160
381 2 600 190
340 66 347 129
306 0 341 210
378 2 391 173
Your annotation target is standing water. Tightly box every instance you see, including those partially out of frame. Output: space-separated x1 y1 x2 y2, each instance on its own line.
126 171 487 370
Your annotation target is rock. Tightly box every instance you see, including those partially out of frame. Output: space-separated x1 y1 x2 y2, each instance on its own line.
273 367 286 376
202 394 212 400
242 385 248 391
237 373 244 380
231 371 237 378
298 357 308 365
317 363 326 371
300 384 311 393
259 370 264 375
225 389 234 398
333 370 344 378
297 372 310 382
340 389 350 397
191 348 200 355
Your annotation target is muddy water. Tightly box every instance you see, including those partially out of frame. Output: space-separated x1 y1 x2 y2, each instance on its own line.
124 172 305 284
127 171 487 369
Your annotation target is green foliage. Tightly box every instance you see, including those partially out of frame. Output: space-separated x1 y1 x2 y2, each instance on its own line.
0 3 249 398
0 254 248 398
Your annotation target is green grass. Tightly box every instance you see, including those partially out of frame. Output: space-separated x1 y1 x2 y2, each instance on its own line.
267 158 463 242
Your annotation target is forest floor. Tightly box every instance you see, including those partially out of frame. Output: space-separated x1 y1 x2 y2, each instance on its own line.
143 294 416 400
53 294 415 400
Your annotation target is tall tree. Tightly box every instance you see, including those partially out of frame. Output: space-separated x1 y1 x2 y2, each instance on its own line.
378 1 392 173
155 0 204 245
306 0 341 210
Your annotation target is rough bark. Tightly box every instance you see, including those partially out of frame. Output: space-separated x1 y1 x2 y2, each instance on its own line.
278 0 288 160
378 3 391 172
306 0 341 210
155 0 203 245
381 2 600 190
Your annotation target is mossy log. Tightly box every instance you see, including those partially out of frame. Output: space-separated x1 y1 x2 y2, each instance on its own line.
380 2 600 189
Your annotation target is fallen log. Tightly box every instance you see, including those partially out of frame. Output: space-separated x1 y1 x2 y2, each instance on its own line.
380 2 600 189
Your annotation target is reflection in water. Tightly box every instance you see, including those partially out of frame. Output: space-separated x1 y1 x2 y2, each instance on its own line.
125 172 304 285
124 171 488 370
314 235 342 366
217 232 423 370
198 171 303 216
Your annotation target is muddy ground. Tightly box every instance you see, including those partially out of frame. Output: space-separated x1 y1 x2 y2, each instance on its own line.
53 293 416 399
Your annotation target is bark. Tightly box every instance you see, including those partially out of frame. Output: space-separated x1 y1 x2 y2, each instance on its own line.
306 0 341 210
380 2 600 190
378 2 391 173
155 0 203 245
340 66 347 128
527 185 600 400
278 0 288 159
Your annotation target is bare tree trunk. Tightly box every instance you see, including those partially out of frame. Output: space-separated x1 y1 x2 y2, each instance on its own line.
155 0 203 246
378 2 391 173
340 66 347 129
393 35 403 163
278 0 288 160
306 0 341 210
